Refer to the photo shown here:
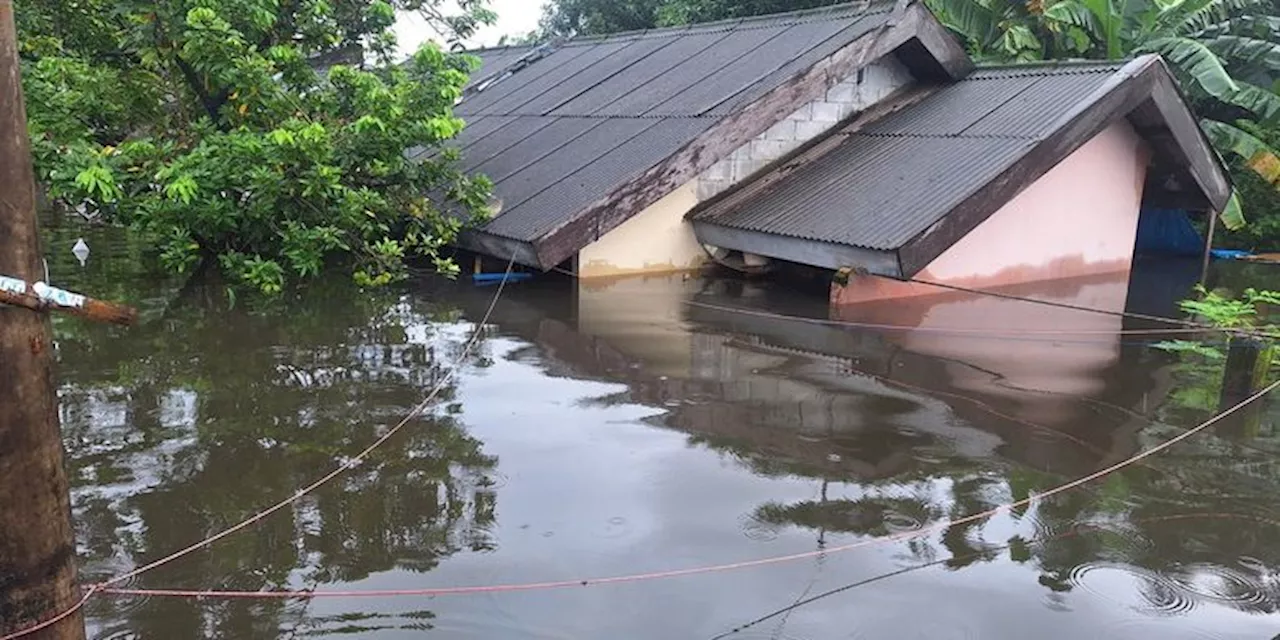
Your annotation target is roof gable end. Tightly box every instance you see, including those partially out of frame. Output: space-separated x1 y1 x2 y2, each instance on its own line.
687 55 1233 278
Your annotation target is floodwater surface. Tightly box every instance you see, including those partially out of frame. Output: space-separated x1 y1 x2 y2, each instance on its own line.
42 222 1280 639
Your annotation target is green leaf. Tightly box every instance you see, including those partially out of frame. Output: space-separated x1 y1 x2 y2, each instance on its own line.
19 0 496 297
1144 36 1238 98
1219 189 1247 231
1044 1 1101 37
1154 339 1227 359
1077 0 1123 58
925 0 1001 46
1223 82 1280 126
1191 15 1280 39
1175 0 1276 34
1202 118 1280 186
1204 35 1280 76
164 174 199 204
74 164 122 202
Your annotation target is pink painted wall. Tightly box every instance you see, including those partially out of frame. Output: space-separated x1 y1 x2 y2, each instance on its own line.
834 273 1130 399
832 120 1151 308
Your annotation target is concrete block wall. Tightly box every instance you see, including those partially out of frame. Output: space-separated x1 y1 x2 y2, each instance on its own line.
696 57 914 201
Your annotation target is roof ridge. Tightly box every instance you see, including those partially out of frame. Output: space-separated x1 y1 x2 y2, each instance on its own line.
461 42 539 56
852 131 1037 141
561 0 895 45
970 58 1129 76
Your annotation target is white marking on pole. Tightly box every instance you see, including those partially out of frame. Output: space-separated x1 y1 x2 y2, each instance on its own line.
32 282 86 308
0 275 27 294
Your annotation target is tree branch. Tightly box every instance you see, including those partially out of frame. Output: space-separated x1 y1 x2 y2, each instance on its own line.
171 55 225 123
153 12 229 127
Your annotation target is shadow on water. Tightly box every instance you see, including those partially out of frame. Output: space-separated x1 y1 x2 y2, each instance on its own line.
42 221 1280 639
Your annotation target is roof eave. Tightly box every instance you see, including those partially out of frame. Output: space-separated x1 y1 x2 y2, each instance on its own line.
895 54 1231 278
1141 56 1233 212
692 220 902 277
455 229 545 270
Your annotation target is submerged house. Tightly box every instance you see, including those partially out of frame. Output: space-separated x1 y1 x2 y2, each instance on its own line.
444 0 1229 311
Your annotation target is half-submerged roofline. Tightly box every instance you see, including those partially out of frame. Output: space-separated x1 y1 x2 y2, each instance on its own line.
687 54 1231 279
453 0 972 270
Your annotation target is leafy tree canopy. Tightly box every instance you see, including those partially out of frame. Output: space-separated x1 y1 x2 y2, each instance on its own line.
17 0 496 294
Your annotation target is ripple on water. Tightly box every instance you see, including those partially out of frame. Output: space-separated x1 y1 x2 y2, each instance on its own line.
881 510 924 534
87 569 155 621
739 513 782 542
594 516 632 540
848 614 982 640
1068 562 1197 615
1076 519 1158 560
1164 563 1275 610
1102 617 1223 639
912 453 944 466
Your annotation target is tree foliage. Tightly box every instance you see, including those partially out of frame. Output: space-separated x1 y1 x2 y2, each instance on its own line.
1216 121 1280 249
17 0 496 293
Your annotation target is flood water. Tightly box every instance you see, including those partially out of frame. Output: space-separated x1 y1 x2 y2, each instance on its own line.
40 220 1280 639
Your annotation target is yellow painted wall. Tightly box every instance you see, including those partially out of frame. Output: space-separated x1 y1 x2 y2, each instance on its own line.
577 180 707 279
576 274 700 378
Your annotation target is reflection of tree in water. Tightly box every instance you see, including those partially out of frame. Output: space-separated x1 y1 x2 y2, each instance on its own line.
749 439 1280 616
637 315 1280 617
52 256 499 638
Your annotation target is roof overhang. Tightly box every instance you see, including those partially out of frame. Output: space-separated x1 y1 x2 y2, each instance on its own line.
895 54 1232 277
454 229 545 269
688 54 1233 280
694 218 903 277
467 0 973 271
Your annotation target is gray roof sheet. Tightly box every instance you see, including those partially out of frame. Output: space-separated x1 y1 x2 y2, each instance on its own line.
446 1 896 243
692 62 1126 251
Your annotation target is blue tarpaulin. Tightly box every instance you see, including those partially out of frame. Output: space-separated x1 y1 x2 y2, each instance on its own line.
1210 249 1253 260
1134 208 1204 257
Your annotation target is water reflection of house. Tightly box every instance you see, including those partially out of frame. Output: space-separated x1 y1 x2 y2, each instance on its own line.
446 0 1228 318
449 267 1191 481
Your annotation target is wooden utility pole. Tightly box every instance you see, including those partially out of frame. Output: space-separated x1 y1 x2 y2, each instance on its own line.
0 2 87 638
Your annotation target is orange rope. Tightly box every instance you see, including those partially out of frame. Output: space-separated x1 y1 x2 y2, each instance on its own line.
88 379 1280 601
0 257 518 640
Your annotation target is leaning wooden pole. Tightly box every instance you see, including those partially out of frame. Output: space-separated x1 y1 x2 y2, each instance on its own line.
0 2 87 638
1200 206 1218 285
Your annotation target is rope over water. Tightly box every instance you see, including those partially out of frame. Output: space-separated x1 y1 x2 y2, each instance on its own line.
85 379 1280 601
0 257 517 640
5 262 1277 638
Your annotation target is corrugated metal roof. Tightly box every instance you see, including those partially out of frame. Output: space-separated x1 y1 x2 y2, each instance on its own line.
692 62 1124 251
489 118 660 210
441 1 896 244
709 12 891 116
463 46 537 90
485 118 716 240
650 18 864 117
470 117 605 182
